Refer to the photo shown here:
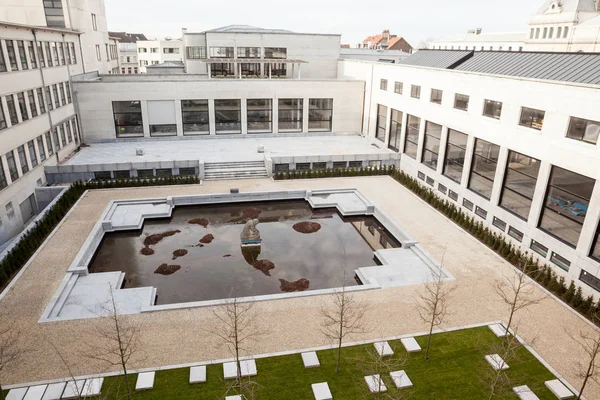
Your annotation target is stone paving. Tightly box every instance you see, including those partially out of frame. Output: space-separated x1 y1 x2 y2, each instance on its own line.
0 176 598 398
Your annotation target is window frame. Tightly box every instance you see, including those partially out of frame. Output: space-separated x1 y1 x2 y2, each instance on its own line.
308 98 333 132
454 93 469 111
566 117 600 145
430 89 443 105
247 99 272 134
519 107 545 130
483 99 503 120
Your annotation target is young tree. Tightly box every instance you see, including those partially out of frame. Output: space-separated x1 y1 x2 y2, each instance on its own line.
485 331 525 400
0 324 21 399
416 265 455 360
494 260 544 337
358 346 409 400
84 287 143 400
320 284 367 374
47 340 84 400
570 316 600 400
211 289 265 391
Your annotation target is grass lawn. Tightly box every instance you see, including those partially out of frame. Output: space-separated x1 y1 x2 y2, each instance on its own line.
93 326 559 399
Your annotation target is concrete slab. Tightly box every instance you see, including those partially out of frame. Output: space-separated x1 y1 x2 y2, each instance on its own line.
223 359 258 379
23 385 47 400
135 371 155 391
485 354 509 371
374 341 394 357
401 337 422 353
82 378 103 396
225 396 242 400
311 382 333 400
189 365 207 383
5 388 27 400
302 351 320 368
544 380 574 399
489 323 509 338
365 374 387 393
61 380 85 399
390 370 413 389
513 385 540 400
40 382 65 400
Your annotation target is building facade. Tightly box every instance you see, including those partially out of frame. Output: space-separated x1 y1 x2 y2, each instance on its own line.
109 32 147 74
360 30 413 53
137 39 183 73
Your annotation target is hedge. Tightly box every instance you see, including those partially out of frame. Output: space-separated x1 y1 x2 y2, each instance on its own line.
273 165 394 180
0 175 199 289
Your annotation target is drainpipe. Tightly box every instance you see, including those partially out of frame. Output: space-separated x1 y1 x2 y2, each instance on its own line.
365 62 375 137
63 33 84 145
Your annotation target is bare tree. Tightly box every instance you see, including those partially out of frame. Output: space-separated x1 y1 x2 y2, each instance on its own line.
494 260 544 338
47 339 84 400
357 346 409 400
570 315 600 400
320 284 367 374
416 262 455 361
484 329 526 400
84 287 143 400
211 288 265 392
0 324 21 399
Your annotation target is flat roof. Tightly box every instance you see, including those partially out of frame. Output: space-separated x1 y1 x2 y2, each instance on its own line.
0 21 81 35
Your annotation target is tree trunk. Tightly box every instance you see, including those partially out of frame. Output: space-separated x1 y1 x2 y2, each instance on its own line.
122 362 132 400
425 320 434 360
335 336 342 374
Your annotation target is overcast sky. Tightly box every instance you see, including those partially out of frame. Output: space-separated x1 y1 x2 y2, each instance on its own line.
105 0 542 46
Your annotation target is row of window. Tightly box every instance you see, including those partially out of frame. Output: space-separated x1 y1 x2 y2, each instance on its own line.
432 45 524 52
185 46 287 60
209 62 287 78
380 80 600 145
138 47 181 54
0 81 72 131
530 25 570 40
93 167 197 180
274 160 383 173
0 117 78 191
112 98 333 137
121 67 139 74
0 39 77 73
388 107 600 265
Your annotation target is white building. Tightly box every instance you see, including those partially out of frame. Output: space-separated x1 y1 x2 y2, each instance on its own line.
110 32 147 74
340 48 410 64
0 0 114 247
137 39 183 73
431 0 600 52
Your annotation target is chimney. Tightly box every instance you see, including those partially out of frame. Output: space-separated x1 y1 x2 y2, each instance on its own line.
382 30 390 40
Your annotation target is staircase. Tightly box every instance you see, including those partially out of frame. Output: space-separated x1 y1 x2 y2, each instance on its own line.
204 161 268 181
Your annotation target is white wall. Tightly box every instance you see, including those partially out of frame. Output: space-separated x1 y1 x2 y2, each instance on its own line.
137 40 184 73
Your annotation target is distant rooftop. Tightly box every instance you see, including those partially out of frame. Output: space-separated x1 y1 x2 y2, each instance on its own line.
432 32 526 44
146 61 184 68
400 49 600 85
108 31 148 43
206 25 293 34
536 0 599 14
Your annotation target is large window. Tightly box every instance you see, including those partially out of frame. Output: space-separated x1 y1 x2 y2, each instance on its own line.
163 48 179 54
388 110 402 152
240 63 261 77
210 63 235 77
237 47 260 58
186 46 206 59
0 43 6 72
539 166 595 247
394 82 403 94
28 140 38 168
308 99 333 132
36 42 45 68
6 41 18 70
17 145 29 175
468 139 500 199
430 89 442 105
27 90 37 118
210 47 234 58
27 41 37 69
278 99 303 132
454 94 469 111
214 99 241 134
0 159 6 189
16 92 28 121
483 99 502 119
182 100 209 135
5 151 19 182
404 115 420 159
422 122 442 170
247 99 272 133
0 104 6 130
443 129 468 183
375 105 387 142
43 0 65 27
6 95 18 125
566 117 600 145
36 88 46 114
499 151 540 220
519 107 545 130
37 136 46 161
17 41 28 70
411 85 421 99
265 48 287 59
380 79 388 91
270 63 287 77
113 101 143 137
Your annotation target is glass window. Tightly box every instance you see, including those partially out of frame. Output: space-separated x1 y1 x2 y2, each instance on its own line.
270 63 287 77
411 85 421 99
454 94 469 111
508 226 524 242
388 110 402 152
519 107 545 130
27 90 37 118
6 95 18 125
59 125 66 147
6 41 18 70
113 101 143 137
475 206 487 219
65 82 71 103
52 84 60 107
240 63 261 77
149 124 176 136
0 42 6 72
550 252 570 271
52 127 60 150
468 138 500 199
45 131 54 155
186 46 206 59
308 99 332 132
463 198 474 211
59 83 66 105
17 92 28 121
443 129 468 183
162 48 179 54
36 42 45 68
45 42 53 67
58 42 65 65
394 82 403 94
438 183 447 194
237 47 260 58
265 48 287 59
278 99 303 132
404 115 420 159
493 217 507 231
500 151 540 220
566 117 600 145
45 86 53 110
51 42 59 65
70 42 77 64
37 136 46 161
44 0 65 27
539 166 595 247
448 190 458 201
209 47 234 58
137 169 153 178
36 88 46 114
422 122 442 170
247 99 272 133
430 89 443 104
549 27 554 39
214 99 241 134
380 79 388 91
5 151 19 181
210 63 235 77
483 99 502 119
17 41 28 70
17 145 29 174
0 103 6 130
0 158 6 189
530 240 548 257
65 41 71 64
66 121 73 143
27 140 38 168
375 105 387 142
535 28 540 39
557 27 562 38
580 269 600 292
182 100 209 134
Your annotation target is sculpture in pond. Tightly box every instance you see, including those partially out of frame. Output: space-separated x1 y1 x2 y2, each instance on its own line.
241 218 261 246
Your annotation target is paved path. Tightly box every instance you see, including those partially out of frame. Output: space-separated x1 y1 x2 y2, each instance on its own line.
0 176 598 398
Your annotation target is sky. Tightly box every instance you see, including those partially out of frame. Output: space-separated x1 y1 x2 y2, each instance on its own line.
104 0 543 47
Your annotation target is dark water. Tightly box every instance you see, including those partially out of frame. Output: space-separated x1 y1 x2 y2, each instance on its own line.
89 200 400 304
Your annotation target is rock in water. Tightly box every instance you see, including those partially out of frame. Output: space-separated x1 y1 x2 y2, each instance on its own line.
199 234 215 244
252 260 275 276
292 221 321 234
172 249 188 260
143 230 181 246
140 247 155 256
188 218 209 227
154 264 181 275
279 278 310 292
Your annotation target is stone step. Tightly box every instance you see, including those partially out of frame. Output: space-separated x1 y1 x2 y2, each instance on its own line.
205 172 268 179
206 162 265 168
205 175 267 181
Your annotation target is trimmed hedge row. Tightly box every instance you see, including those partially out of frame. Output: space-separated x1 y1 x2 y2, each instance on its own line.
273 165 395 180
0 175 200 289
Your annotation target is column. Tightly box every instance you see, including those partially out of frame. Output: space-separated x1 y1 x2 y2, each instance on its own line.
527 161 552 225
489 147 509 206
207 63 211 79
208 99 216 136
302 98 309 133
399 112 408 153
140 100 150 138
273 98 279 133
174 100 183 137
436 126 449 175
297 63 301 79
291 63 295 79
384 106 392 147
416 117 426 164
268 63 272 79
460 134 476 188
241 99 248 135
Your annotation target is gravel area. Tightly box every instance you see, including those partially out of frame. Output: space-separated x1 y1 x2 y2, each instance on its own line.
0 176 598 398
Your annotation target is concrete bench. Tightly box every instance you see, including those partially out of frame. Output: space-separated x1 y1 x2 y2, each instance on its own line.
135 372 155 391
312 382 333 400
544 380 574 399
190 365 207 383
82 378 103 397
23 385 47 400
374 341 394 357
489 323 509 338
485 354 509 371
5 388 27 400
513 385 540 400
41 382 66 400
225 396 242 400
223 359 258 379
401 337 421 353
302 351 320 368
365 374 387 393
390 370 413 389
61 380 85 399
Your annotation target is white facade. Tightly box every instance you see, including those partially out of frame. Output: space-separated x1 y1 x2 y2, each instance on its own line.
119 42 138 74
340 48 410 64
339 58 600 294
137 40 183 73
430 32 526 52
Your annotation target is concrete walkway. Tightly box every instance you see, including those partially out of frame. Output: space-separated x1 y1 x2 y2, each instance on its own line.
0 176 597 398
